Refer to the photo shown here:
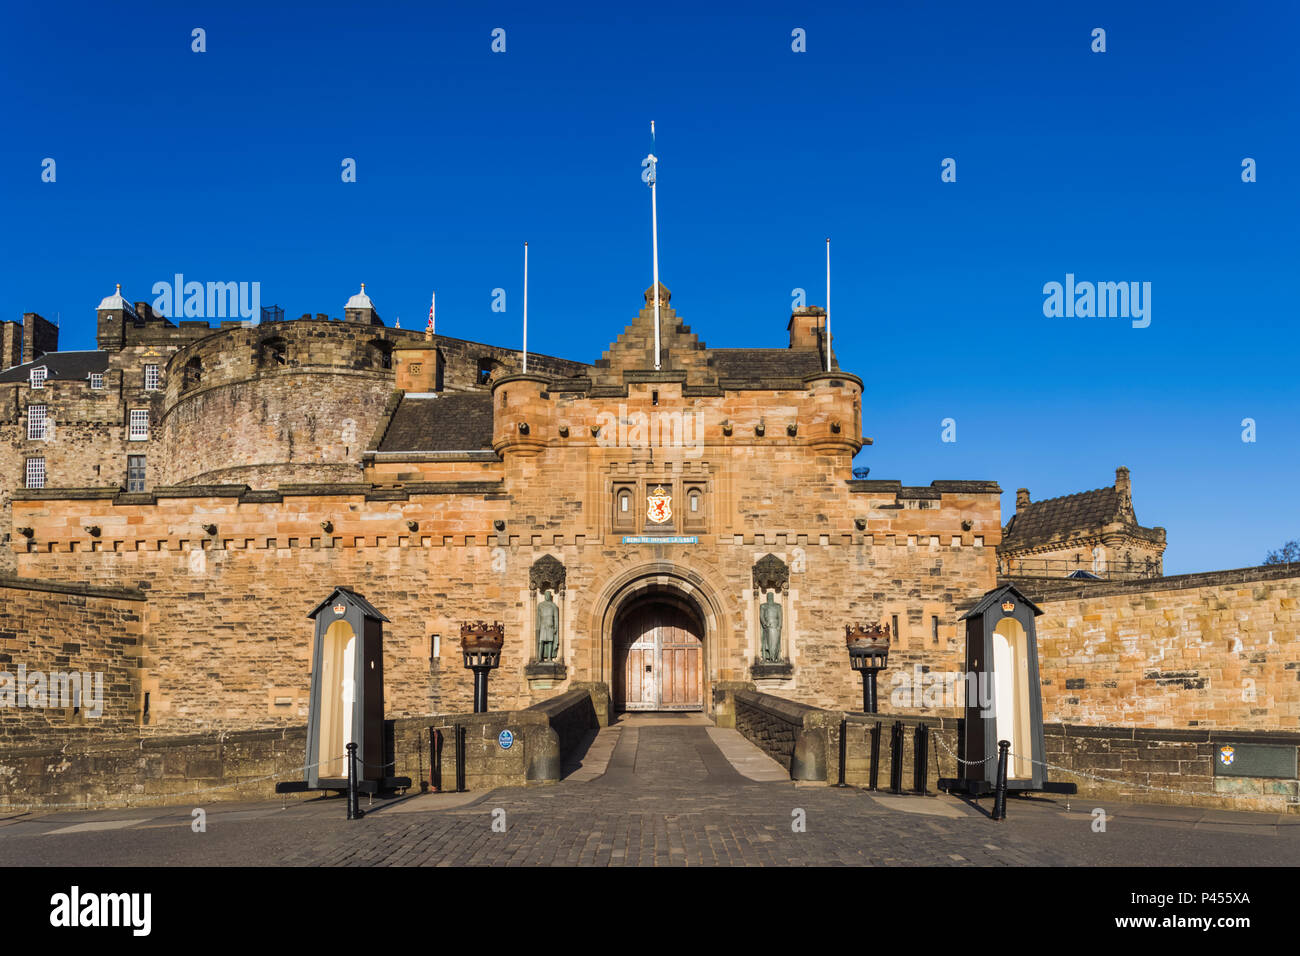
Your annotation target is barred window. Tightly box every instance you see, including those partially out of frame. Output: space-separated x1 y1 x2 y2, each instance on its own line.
89 372 105 389
25 457 45 489
128 408 149 441
30 367 47 389
127 455 146 492
27 404 47 440
144 364 160 391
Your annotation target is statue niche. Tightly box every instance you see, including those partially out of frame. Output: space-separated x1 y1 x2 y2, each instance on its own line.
751 554 794 679
526 555 567 683
535 590 559 662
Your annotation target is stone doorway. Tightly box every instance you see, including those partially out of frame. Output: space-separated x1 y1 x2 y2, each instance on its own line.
612 595 704 712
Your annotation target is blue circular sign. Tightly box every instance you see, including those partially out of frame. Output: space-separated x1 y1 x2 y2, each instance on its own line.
498 729 514 750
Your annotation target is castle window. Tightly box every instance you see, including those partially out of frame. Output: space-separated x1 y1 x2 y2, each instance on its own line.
128 408 149 441
932 615 939 644
259 338 287 367
612 482 636 530
369 340 393 371
89 372 104 390
144 364 160 391
29 367 47 389
477 357 495 385
127 455 146 492
27 404 47 440
892 614 900 644
689 490 699 512
182 358 201 391
25 457 45 489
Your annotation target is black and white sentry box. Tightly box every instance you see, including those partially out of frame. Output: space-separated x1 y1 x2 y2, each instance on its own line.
303 587 390 790
950 583 1070 795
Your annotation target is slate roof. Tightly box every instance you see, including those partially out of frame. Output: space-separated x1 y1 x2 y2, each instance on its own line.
710 349 830 383
1001 486 1127 550
0 351 109 383
377 392 495 452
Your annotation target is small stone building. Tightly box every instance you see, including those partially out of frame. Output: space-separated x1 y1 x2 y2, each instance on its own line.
997 466 1166 580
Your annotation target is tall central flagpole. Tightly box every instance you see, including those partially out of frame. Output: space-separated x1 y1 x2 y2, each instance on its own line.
522 242 529 374
825 237 832 372
644 121 661 370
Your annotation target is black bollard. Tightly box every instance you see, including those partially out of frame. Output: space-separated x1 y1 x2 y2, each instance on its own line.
992 739 1010 821
868 721 882 791
889 721 904 794
430 727 443 793
835 718 849 787
346 742 364 820
913 723 930 795
454 724 467 793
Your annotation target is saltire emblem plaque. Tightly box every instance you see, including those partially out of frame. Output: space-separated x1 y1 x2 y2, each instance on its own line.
1218 745 1235 767
647 486 672 524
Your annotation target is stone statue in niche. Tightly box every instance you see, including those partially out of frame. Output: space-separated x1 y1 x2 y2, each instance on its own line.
535 590 559 661
759 591 783 662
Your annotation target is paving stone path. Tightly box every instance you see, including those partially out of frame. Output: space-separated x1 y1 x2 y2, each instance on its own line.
3 714 1297 867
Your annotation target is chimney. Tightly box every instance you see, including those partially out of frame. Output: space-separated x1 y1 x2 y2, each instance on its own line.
0 321 21 371
1016 488 1030 511
1115 466 1133 514
21 312 58 365
788 306 825 350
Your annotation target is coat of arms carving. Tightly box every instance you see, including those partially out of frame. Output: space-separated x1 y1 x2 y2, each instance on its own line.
646 485 672 524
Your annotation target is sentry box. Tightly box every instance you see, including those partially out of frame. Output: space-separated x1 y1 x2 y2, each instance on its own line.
277 587 410 796
943 584 1075 798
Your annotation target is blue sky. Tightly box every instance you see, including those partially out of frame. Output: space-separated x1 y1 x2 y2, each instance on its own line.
2 0 1296 574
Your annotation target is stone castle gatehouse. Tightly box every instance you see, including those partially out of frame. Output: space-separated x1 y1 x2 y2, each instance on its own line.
2 282 1002 737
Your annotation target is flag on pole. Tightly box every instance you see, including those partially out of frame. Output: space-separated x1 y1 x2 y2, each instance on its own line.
643 120 661 370
426 293 435 336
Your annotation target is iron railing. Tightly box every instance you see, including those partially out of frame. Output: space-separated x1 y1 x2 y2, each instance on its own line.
998 554 1161 581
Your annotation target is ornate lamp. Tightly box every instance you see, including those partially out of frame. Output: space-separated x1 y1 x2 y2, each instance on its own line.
846 623 891 713
461 621 505 713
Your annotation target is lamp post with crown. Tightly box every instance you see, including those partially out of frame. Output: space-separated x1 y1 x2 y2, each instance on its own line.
846 623 891 713
461 621 505 713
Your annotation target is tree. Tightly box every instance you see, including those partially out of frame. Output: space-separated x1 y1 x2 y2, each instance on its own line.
1264 540 1300 565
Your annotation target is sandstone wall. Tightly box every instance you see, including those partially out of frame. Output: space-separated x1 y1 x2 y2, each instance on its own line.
1032 565 1300 730
0 577 146 742
9 470 999 734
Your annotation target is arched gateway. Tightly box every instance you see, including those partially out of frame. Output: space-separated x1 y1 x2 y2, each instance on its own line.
592 564 728 714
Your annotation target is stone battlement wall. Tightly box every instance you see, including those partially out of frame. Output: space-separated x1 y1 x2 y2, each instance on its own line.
1031 564 1300 731
8 480 999 734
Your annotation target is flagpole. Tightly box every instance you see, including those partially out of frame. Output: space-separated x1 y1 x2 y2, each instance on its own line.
825 237 832 372
649 121 661 371
522 241 529 374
